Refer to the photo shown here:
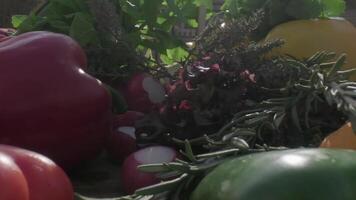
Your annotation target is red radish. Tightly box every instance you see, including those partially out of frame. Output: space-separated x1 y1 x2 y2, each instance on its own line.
120 73 166 113
121 146 178 194
107 126 136 162
106 111 144 162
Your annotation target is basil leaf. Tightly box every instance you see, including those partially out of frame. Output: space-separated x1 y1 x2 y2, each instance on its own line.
11 15 28 28
69 12 98 47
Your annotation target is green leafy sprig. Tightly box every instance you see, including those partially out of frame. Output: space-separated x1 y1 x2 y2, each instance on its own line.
12 0 214 83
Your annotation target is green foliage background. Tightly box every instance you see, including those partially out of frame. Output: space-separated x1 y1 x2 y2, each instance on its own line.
12 0 214 78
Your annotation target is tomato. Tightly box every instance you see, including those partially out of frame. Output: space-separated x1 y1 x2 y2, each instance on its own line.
0 152 29 200
263 18 356 80
320 122 356 150
0 31 112 169
191 148 356 200
0 145 73 200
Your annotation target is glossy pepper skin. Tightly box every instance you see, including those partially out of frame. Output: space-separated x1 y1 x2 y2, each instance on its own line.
0 31 112 169
0 144 74 200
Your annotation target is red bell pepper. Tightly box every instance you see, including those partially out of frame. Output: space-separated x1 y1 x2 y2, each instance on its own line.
0 31 112 169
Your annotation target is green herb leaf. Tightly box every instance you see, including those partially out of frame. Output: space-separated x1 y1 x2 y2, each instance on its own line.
193 0 213 9
183 140 197 162
135 174 188 195
138 162 190 173
273 112 286 128
69 12 98 46
327 54 347 78
187 19 199 28
160 47 189 64
11 15 28 28
50 0 79 12
15 14 46 34
142 0 164 26
48 20 70 33
286 0 322 19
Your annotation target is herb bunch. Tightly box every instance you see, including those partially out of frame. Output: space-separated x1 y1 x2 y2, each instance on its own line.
12 0 214 84
136 11 351 147
136 11 284 144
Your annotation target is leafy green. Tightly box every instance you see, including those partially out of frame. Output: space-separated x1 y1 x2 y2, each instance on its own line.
12 0 213 82
14 14 42 33
160 47 189 64
69 12 98 46
11 15 28 28
193 0 214 9
13 2 100 47
285 0 323 19
116 0 211 63
187 19 199 28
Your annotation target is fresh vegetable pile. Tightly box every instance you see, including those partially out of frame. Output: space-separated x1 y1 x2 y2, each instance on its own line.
2 0 356 200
